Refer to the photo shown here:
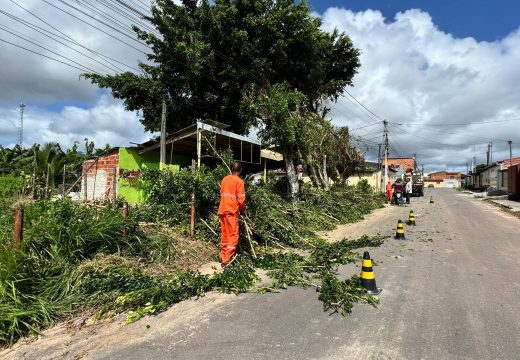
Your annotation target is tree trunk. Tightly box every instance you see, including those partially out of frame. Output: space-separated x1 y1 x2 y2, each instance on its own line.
284 152 299 201
306 154 320 187
321 154 330 191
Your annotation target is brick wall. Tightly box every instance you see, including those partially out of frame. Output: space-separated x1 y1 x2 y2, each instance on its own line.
81 153 119 201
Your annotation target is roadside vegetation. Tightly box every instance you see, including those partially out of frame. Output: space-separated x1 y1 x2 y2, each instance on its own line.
0 140 110 199
0 157 385 346
1 0 386 348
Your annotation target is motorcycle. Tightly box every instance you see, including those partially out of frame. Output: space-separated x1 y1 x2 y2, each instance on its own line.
394 192 403 206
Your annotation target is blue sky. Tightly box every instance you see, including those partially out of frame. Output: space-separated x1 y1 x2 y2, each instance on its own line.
308 0 520 41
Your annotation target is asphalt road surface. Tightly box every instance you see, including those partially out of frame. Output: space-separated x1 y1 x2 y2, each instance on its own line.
4 189 520 359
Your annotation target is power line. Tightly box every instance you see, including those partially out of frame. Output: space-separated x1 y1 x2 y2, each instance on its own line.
73 0 148 36
0 37 93 72
110 0 152 20
88 0 159 35
334 99 379 125
400 118 520 126
392 121 511 143
344 90 385 122
0 26 101 74
55 0 151 48
124 0 152 14
7 1 141 72
348 122 381 132
0 14 120 73
41 0 149 54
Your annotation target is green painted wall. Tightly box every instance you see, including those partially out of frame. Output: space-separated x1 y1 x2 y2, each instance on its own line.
117 148 191 203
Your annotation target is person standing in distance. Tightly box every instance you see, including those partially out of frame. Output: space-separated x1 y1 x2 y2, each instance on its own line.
405 177 413 204
218 162 246 267
385 181 393 203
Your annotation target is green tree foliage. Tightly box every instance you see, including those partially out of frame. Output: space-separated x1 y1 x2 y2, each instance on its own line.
0 140 110 198
83 0 360 136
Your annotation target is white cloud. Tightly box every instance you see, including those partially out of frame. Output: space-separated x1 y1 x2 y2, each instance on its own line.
1 3 520 173
0 0 154 149
0 96 149 149
321 8 520 172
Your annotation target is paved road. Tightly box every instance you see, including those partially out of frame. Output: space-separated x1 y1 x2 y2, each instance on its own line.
4 189 520 359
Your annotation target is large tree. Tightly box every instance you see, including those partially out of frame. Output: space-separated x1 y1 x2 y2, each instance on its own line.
84 0 361 198
84 0 360 133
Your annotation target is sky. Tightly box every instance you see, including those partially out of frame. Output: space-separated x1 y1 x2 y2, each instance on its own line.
1 1 520 173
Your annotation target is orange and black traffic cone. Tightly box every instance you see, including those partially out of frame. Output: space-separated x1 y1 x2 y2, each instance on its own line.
395 219 406 240
360 251 382 295
408 210 416 226
430 195 434 203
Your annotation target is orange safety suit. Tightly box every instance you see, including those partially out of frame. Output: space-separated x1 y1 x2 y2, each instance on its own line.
385 182 393 202
218 174 246 264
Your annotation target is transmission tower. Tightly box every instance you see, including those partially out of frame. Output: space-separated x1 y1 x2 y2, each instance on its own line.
18 102 26 147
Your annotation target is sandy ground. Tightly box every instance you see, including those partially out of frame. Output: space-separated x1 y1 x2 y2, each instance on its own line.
3 189 519 359
1 292 236 360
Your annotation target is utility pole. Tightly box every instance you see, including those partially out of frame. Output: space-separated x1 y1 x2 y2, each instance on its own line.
486 143 491 165
159 97 167 169
377 144 382 169
472 156 476 173
18 102 26 147
383 120 389 187
508 140 513 167
490 141 493 163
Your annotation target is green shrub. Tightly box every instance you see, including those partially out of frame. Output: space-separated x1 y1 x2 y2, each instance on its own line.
0 176 27 198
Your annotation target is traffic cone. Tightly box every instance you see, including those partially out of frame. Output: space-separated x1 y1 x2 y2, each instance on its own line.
408 210 416 226
395 219 406 240
360 251 382 295
430 196 434 203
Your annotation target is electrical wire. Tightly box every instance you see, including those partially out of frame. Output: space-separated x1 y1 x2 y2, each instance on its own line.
41 0 149 54
400 118 520 126
8 1 142 72
0 14 121 73
344 90 385 122
0 25 101 74
0 37 93 73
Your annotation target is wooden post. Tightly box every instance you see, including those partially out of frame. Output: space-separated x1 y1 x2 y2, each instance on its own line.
196 129 202 169
112 167 117 203
190 160 196 238
122 201 129 237
264 159 267 184
13 207 23 250
160 98 167 169
83 164 88 202
62 164 66 197
45 164 50 199
31 163 36 199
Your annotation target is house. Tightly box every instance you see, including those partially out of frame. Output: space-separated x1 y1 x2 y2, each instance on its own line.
382 157 416 177
508 164 520 194
470 157 520 192
81 121 283 203
497 157 520 192
424 171 462 188
347 161 397 191
472 164 499 191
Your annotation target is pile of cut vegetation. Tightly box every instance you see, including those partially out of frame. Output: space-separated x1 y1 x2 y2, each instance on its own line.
0 166 385 347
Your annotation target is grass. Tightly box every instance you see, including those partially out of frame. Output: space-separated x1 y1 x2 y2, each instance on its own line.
0 174 386 347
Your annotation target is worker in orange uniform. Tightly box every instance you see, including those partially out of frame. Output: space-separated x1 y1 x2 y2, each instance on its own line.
385 181 393 203
218 162 246 267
